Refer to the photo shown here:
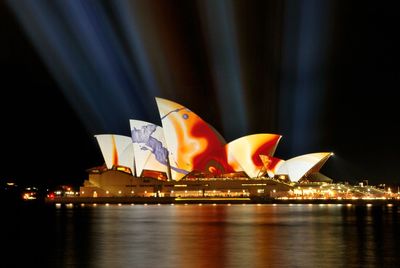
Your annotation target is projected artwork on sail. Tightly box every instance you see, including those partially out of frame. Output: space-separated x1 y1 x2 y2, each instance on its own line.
94 134 134 173
226 134 282 178
156 97 233 180
130 120 170 180
259 155 285 178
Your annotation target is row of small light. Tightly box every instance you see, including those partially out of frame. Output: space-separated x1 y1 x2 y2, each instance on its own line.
54 203 396 208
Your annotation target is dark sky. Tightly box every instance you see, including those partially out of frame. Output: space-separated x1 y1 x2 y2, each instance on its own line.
1 1 399 187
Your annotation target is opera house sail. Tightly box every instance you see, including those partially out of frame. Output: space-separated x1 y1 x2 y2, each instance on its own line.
156 97 233 180
130 120 170 180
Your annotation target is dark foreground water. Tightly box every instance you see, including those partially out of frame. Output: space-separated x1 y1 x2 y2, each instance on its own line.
3 203 400 267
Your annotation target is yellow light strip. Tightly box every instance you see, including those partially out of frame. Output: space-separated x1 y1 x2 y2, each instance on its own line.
175 197 251 201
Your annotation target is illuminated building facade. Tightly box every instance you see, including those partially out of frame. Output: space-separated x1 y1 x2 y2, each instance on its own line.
80 98 333 198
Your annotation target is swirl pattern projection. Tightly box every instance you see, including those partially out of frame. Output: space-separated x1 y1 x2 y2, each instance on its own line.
156 98 282 180
156 98 232 180
226 134 282 178
259 155 286 178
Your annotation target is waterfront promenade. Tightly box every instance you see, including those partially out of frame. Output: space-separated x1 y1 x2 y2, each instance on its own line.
44 196 400 206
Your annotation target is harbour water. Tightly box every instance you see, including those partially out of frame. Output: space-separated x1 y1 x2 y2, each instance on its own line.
4 203 400 267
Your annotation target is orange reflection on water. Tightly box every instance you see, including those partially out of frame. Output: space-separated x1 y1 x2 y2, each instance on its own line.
47 204 400 267
173 206 229 267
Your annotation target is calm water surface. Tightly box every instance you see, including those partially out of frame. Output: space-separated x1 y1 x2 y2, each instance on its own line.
4 203 400 267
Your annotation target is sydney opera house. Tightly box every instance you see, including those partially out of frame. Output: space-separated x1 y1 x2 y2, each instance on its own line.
79 98 335 199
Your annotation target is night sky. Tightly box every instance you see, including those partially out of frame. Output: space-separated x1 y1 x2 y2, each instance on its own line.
1 1 399 187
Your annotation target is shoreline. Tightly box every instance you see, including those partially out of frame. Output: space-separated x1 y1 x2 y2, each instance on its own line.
42 196 400 206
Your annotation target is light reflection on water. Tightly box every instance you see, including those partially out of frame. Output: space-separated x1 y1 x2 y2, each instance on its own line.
4 204 400 267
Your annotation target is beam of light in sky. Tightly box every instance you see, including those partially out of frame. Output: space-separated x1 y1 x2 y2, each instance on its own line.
7 1 106 130
6 0 157 135
279 0 332 156
110 1 161 99
111 1 192 100
197 0 249 139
